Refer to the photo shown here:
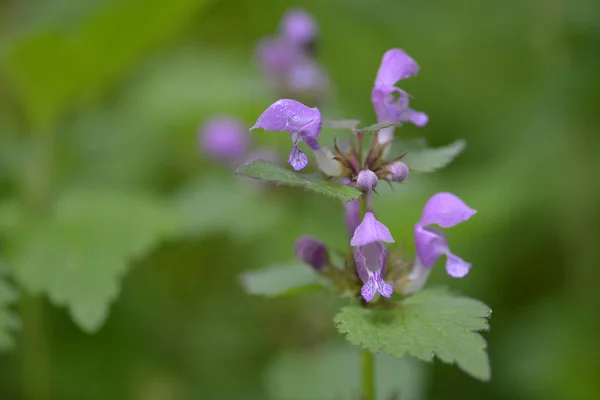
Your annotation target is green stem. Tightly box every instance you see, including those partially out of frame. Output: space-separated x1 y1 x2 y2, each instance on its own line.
361 349 375 400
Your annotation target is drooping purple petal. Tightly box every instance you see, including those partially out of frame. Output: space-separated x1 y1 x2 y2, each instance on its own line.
252 99 322 170
419 192 477 228
281 9 318 45
350 212 394 247
199 117 249 164
361 271 393 302
371 86 428 127
445 252 471 278
375 49 420 87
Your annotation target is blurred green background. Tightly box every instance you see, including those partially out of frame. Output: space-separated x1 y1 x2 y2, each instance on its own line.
1 0 600 399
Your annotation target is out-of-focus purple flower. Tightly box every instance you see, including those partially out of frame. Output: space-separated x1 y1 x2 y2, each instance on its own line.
356 170 378 192
288 61 328 93
257 37 303 75
371 49 428 144
414 192 476 278
251 99 322 170
384 161 409 182
344 200 360 237
281 8 318 45
199 117 249 165
351 212 394 302
294 236 328 271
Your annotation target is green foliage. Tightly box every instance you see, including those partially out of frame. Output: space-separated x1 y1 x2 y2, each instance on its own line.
174 178 284 239
353 122 400 135
334 289 492 381
265 343 426 400
6 190 180 332
397 139 466 173
0 265 20 351
235 160 362 201
240 261 324 297
7 0 208 127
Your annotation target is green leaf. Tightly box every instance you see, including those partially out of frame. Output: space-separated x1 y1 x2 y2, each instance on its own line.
239 261 324 297
235 160 362 201
353 122 400 135
0 264 20 351
399 139 466 173
265 343 426 400
173 178 284 239
7 0 209 127
334 288 492 381
7 190 180 333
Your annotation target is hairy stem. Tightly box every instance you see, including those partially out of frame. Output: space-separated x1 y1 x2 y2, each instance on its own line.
361 349 375 400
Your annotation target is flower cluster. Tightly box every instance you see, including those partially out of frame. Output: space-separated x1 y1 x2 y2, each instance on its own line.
252 48 476 302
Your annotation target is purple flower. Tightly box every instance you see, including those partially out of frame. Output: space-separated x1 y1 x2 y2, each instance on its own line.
281 9 318 45
356 170 378 192
371 49 428 144
257 37 303 75
351 212 394 301
251 99 322 170
414 192 476 278
199 117 249 165
294 236 328 271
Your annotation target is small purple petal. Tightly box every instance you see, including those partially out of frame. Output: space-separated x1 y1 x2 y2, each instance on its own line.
375 49 420 87
199 117 249 163
281 9 318 44
350 212 394 247
419 192 477 228
361 279 377 302
288 145 308 171
445 252 471 278
294 236 328 271
356 170 378 192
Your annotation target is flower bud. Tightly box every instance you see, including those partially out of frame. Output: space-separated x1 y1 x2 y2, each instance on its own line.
356 170 378 191
385 161 409 182
294 236 328 271
281 9 318 45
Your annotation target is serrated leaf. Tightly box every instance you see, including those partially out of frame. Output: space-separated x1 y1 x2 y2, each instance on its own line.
334 288 492 381
265 343 426 400
173 178 284 239
240 261 324 297
354 122 400 135
323 119 361 130
7 190 180 333
399 139 466 173
0 264 20 351
235 160 362 201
